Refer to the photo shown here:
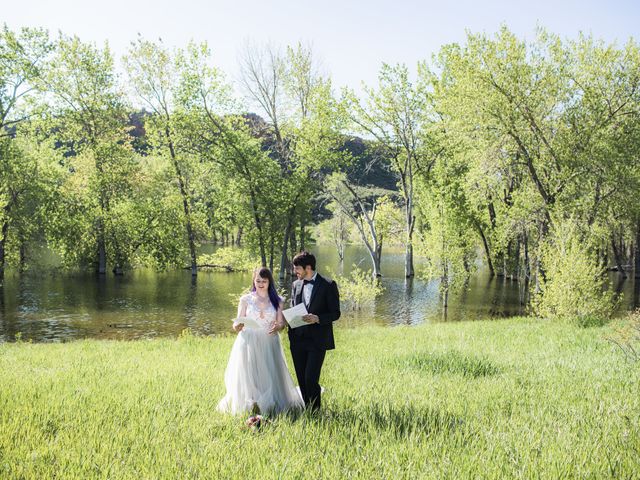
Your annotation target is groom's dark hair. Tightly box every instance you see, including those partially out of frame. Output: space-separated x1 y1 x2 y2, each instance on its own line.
292 251 316 270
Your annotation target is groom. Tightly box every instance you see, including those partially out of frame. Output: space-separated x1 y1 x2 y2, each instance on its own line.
280 251 340 411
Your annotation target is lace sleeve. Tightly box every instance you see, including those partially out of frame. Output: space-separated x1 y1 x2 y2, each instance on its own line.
237 294 249 318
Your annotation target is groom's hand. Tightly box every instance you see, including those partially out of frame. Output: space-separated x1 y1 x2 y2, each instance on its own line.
302 314 319 324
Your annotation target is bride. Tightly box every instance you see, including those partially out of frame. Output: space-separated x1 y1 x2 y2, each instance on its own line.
217 267 303 415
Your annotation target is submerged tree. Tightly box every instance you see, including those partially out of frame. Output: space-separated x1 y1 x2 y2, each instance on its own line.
42 35 137 274
0 26 51 280
429 26 640 314
123 37 202 276
346 64 443 278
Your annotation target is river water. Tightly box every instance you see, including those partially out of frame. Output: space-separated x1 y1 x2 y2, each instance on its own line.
1 245 638 342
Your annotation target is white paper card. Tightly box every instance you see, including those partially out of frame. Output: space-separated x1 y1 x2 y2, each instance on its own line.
232 316 262 329
282 303 309 329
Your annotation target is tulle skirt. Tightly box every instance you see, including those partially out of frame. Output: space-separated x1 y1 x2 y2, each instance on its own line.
217 327 303 415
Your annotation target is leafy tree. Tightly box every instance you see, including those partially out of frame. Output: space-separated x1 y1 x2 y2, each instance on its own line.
325 172 396 277
0 25 51 279
346 64 442 278
175 41 277 267
123 37 202 276
42 35 137 274
431 27 640 304
239 42 347 276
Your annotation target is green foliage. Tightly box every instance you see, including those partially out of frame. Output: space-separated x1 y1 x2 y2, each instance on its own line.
415 162 477 292
533 219 617 326
426 26 640 291
35 35 142 272
111 155 189 269
0 126 55 262
2 23 639 293
0 26 53 273
199 247 260 272
0 25 51 125
345 62 434 277
373 195 405 247
327 265 384 310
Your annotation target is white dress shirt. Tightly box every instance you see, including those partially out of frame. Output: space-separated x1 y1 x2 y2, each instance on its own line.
302 272 318 307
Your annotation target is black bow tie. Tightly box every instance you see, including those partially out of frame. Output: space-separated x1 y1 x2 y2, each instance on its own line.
303 279 315 286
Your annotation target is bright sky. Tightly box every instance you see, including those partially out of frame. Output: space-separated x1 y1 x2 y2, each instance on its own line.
4 0 639 93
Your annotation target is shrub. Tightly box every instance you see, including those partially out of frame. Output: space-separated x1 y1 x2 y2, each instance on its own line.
327 265 384 310
533 220 616 327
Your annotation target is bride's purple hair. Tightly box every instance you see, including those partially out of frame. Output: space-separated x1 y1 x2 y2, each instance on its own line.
252 267 281 311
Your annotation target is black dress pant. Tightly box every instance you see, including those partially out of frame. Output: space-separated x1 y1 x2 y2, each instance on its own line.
290 341 326 411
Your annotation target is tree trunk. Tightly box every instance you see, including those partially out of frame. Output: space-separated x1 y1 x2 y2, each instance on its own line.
404 207 415 278
166 130 197 277
257 230 267 267
477 224 495 276
236 227 243 246
279 222 293 281
523 231 531 280
269 235 275 272
375 246 382 277
405 241 414 278
246 188 267 267
258 239 266 267
487 200 497 228
597 247 606 269
96 222 107 275
499 241 511 279
19 239 26 273
110 220 125 276
635 220 640 278
179 179 197 275
97 245 107 274
290 229 297 261
366 245 382 278
299 220 305 251
611 233 627 278
0 221 8 280
496 250 505 277
534 256 542 295
513 237 521 281
442 260 449 309
367 246 382 278
279 204 299 280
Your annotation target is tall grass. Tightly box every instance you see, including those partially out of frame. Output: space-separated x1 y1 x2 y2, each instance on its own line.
1 318 638 478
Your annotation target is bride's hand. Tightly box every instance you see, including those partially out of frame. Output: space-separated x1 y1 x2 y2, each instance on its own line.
233 323 244 333
268 321 284 335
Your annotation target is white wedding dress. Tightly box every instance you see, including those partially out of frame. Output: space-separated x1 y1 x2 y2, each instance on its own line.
217 293 303 415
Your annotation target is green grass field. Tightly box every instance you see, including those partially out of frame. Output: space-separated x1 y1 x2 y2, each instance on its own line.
1 318 639 479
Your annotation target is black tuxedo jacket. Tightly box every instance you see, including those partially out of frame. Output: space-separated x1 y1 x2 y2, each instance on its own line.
288 273 340 351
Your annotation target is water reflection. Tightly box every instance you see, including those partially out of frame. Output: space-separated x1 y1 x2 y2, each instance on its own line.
0 245 637 342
